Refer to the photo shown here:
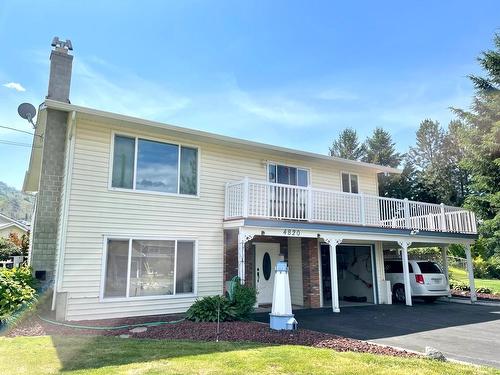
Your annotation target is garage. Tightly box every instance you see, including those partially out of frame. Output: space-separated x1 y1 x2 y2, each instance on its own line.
320 244 377 306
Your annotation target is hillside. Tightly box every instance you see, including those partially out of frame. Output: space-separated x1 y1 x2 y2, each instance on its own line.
0 181 34 221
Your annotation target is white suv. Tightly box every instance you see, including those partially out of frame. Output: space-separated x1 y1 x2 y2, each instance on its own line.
384 260 449 303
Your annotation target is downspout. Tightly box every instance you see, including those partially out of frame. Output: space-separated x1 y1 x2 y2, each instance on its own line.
51 111 76 311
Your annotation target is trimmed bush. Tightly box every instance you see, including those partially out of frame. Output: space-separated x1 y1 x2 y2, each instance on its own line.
0 266 37 323
449 279 469 291
230 283 257 320
476 287 492 294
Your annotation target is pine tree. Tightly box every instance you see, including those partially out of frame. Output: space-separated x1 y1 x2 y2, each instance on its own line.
362 127 402 167
329 128 365 160
452 33 500 257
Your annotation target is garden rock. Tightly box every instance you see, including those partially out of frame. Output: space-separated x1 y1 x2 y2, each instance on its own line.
130 327 148 333
119 334 130 339
425 346 446 361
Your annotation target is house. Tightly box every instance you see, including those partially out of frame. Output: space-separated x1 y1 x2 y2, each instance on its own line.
0 213 29 239
24 38 478 321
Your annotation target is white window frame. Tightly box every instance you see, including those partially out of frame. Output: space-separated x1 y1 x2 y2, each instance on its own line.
108 130 201 198
340 171 360 194
266 161 311 187
99 235 198 302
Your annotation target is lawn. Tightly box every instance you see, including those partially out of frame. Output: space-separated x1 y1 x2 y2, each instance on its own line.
450 267 500 294
0 336 498 375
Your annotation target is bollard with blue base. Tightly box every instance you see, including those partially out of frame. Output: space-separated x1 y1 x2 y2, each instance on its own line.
270 261 298 330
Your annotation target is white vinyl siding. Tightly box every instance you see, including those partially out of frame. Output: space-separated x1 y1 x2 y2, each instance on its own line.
60 117 380 320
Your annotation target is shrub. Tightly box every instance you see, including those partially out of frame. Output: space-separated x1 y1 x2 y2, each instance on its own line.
475 287 492 294
0 238 22 261
449 279 469 291
186 282 257 322
230 283 257 320
473 256 490 279
186 295 236 322
0 266 37 323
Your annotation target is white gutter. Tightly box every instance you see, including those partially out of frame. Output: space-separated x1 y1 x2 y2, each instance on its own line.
51 111 76 312
44 99 402 175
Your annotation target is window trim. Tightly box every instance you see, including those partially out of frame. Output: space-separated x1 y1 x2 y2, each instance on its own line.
266 161 311 187
108 130 201 198
340 171 360 194
99 235 198 302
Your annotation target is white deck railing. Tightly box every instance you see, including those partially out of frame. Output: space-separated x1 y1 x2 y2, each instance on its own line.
225 178 477 234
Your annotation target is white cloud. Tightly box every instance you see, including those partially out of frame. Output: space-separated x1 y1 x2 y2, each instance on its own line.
3 82 26 92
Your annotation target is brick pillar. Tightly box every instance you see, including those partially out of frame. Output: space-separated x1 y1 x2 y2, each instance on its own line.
223 229 238 292
245 242 254 287
302 238 321 308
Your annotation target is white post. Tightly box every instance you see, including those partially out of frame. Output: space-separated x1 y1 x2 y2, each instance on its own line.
398 240 412 306
464 243 477 303
360 193 366 226
242 177 249 218
440 203 446 232
324 236 343 313
237 231 255 285
307 185 313 222
441 246 451 298
403 198 410 229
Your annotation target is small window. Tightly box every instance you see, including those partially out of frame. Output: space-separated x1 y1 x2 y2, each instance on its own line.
341 172 359 194
111 134 198 196
417 262 442 274
103 238 195 299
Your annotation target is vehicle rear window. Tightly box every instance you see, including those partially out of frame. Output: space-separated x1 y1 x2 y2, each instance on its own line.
385 261 413 273
417 262 442 274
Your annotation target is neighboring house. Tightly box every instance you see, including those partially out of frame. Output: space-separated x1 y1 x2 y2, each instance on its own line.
24 38 478 321
0 213 29 239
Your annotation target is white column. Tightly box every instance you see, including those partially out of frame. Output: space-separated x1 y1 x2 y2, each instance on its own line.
464 243 477 303
237 231 254 285
441 246 451 298
324 236 343 313
398 240 412 306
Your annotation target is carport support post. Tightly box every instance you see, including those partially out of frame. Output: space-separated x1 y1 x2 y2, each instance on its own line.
464 243 477 303
398 240 412 306
324 236 343 313
441 246 451 298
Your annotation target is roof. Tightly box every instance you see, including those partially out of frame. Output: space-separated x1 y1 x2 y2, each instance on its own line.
23 99 402 192
0 213 29 232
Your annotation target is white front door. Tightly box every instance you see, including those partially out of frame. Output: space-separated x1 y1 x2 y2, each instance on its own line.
255 243 281 305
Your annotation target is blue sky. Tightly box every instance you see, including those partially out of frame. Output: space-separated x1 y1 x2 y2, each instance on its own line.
0 1 498 189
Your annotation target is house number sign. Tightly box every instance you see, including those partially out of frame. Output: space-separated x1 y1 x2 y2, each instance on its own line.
282 229 301 236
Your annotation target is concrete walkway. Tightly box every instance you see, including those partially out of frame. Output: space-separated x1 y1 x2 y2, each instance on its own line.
254 301 500 368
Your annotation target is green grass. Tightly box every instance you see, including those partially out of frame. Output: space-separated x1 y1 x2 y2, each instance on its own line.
0 336 498 375
450 267 500 294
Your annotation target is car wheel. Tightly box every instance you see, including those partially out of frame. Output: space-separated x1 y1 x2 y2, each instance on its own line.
423 297 437 303
393 285 406 304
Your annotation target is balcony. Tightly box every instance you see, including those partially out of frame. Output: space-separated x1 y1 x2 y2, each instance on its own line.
224 178 477 235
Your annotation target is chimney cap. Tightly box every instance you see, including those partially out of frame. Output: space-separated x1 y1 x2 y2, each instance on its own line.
51 37 73 52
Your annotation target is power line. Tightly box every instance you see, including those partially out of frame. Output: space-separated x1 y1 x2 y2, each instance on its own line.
0 139 40 148
0 125 34 136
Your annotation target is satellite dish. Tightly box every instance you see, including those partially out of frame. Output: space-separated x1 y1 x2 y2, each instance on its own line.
17 103 37 128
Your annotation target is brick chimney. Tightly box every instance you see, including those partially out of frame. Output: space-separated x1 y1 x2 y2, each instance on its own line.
46 37 73 102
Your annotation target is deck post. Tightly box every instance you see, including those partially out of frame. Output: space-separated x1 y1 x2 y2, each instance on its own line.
441 246 451 298
398 240 413 306
403 198 410 229
464 243 477 303
237 231 255 285
307 185 313 222
242 177 249 218
324 236 343 313
440 203 446 232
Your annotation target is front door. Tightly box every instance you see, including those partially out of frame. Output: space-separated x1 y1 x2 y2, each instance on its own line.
255 243 281 305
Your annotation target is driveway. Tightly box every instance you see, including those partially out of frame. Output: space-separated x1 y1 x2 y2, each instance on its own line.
254 301 500 368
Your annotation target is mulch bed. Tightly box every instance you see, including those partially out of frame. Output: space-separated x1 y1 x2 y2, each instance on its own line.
4 313 418 358
451 289 500 301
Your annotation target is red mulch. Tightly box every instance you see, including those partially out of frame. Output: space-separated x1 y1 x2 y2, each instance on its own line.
451 289 500 301
4 314 418 358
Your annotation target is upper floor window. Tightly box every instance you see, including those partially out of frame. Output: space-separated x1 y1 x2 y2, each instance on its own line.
268 163 309 187
341 172 359 194
112 135 198 196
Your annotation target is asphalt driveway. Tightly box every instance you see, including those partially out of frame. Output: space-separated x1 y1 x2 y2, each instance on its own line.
254 301 500 368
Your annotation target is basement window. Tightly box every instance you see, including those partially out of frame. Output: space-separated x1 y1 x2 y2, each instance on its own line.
111 134 198 196
103 238 195 299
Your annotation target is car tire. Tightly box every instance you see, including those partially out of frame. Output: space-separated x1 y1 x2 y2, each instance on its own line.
393 285 406 304
423 297 437 303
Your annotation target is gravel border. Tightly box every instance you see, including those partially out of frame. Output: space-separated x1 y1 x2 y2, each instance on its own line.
5 314 418 358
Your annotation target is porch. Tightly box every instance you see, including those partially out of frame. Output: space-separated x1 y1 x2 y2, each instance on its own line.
223 218 478 312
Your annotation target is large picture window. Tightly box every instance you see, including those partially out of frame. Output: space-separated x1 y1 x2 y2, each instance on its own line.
111 134 198 195
103 238 195 299
268 163 309 187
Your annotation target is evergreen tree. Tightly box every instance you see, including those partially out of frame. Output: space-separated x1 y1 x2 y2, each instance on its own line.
329 128 365 160
362 127 402 167
452 33 500 257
